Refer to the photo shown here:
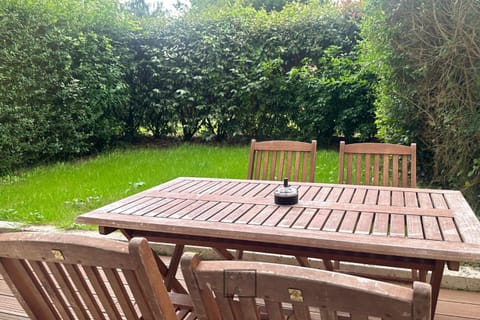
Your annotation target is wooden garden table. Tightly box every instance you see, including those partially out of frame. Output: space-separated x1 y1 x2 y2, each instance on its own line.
75 177 480 318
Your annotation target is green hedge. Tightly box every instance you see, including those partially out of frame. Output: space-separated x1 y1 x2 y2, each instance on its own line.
0 0 375 174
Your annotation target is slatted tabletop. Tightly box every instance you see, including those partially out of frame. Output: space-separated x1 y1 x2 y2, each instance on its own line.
75 177 480 318
76 177 480 263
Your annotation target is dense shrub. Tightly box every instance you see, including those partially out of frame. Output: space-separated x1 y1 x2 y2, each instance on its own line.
0 0 131 173
361 0 480 211
135 2 375 143
0 0 375 174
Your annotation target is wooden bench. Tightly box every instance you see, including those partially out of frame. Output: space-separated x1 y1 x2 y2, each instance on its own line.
0 232 196 320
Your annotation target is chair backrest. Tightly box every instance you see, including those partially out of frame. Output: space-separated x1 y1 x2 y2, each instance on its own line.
0 232 184 320
247 139 317 182
181 252 431 320
338 141 417 187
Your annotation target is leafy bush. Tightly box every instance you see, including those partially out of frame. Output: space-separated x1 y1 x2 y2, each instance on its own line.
361 0 480 212
0 0 131 174
1 0 376 174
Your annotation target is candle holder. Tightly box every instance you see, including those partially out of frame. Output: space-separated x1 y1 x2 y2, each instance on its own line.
274 178 298 205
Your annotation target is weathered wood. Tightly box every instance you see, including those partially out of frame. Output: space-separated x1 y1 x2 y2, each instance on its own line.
182 252 432 320
75 177 480 320
0 232 195 320
338 141 417 188
247 139 317 183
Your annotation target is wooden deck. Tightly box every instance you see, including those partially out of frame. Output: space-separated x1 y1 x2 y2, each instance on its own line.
1 256 479 319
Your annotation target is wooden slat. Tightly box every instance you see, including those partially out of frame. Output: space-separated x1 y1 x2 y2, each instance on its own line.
292 208 316 229
277 207 304 228
249 206 276 225
372 213 389 235
221 203 255 223
64 264 105 319
438 218 461 242
423 216 443 241
323 210 345 232
306 209 329 230
262 206 290 227
407 215 424 239
195 202 230 221
208 203 242 222
2 257 480 320
338 211 359 233
390 214 406 237
170 200 207 219
235 205 266 224
355 212 374 235
48 263 90 320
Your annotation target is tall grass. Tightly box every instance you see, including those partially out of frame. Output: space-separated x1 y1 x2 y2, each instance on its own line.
0 144 339 229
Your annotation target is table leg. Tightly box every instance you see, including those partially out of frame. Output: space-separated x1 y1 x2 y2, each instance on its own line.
429 261 445 319
164 244 185 292
213 247 236 260
119 229 188 294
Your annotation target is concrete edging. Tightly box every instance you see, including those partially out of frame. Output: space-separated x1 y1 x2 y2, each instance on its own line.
2 221 479 292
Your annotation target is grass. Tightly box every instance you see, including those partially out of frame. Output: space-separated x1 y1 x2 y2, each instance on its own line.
0 143 339 229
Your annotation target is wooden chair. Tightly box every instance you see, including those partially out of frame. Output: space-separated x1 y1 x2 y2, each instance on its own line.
338 141 422 280
247 139 317 183
338 141 417 187
181 252 432 320
240 139 317 266
0 232 196 320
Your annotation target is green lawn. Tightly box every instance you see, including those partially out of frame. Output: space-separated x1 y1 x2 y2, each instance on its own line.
0 144 339 229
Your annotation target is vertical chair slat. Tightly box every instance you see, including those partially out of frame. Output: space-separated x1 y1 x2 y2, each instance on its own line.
29 260 74 319
373 154 380 185
64 264 106 320
278 151 285 180
301 151 308 181
123 269 154 320
270 151 277 180
0 258 60 320
292 303 311 320
255 151 262 180
383 154 390 186
262 152 269 180
104 267 138 319
264 300 284 319
392 155 399 187
365 154 371 185
402 155 409 187
84 266 123 319
238 298 261 320
48 262 90 320
286 151 293 180
355 154 362 185
346 154 353 184
293 151 301 181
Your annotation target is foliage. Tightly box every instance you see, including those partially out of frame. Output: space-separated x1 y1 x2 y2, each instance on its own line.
0 0 131 174
135 2 374 142
0 0 374 175
361 0 480 211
